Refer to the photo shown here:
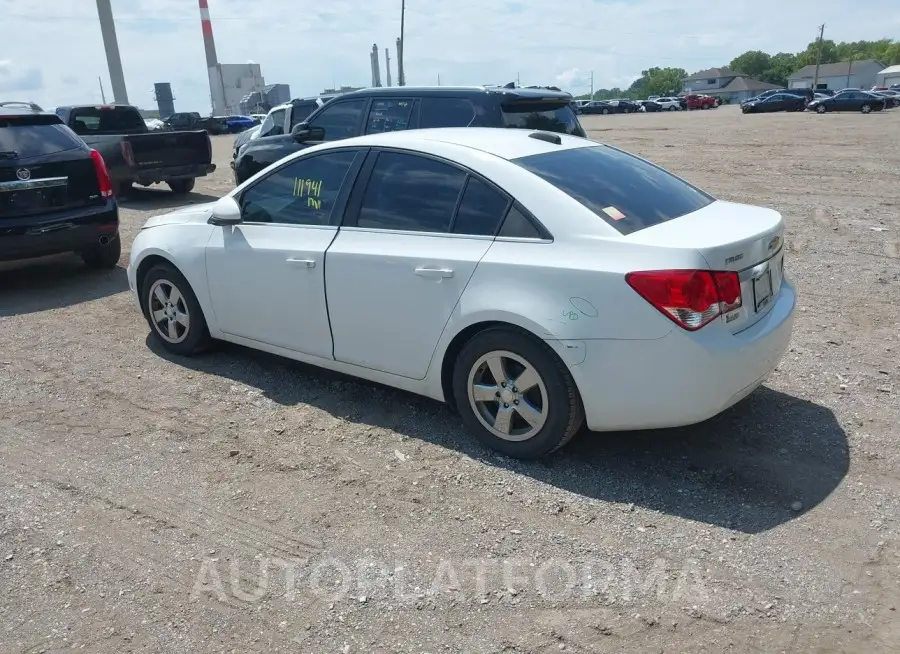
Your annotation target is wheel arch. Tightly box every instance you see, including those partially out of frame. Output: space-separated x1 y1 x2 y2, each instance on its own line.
438 316 574 411
134 251 214 334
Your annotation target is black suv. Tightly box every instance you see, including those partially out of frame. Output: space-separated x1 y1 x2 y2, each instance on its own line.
233 85 585 184
0 103 120 267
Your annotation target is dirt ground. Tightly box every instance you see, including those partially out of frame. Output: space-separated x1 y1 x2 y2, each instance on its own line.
1 106 899 653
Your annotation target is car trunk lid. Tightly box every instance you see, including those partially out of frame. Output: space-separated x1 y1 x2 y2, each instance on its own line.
625 200 785 333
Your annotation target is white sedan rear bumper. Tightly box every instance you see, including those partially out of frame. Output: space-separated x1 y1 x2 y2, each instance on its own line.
571 279 797 432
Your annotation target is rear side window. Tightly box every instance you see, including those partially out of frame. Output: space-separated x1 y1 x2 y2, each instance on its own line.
0 115 84 159
513 145 714 235
419 98 477 128
501 102 585 137
357 151 466 232
498 205 543 239
68 107 146 134
365 99 414 134
309 99 366 141
452 177 510 236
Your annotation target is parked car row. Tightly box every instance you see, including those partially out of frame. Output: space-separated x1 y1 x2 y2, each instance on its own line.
741 87 897 114
572 93 721 115
163 112 259 135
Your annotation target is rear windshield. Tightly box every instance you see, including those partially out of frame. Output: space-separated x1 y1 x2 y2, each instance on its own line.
0 115 84 159
512 145 714 235
501 102 585 137
68 107 146 135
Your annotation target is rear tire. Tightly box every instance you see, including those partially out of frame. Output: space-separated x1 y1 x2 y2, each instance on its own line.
167 178 196 194
668 105 676 111
816 105 827 114
452 328 584 459
81 235 121 269
602 108 610 115
140 262 211 356
861 104 872 114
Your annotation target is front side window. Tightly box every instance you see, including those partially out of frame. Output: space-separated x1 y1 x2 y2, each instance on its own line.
356 151 466 232
289 102 318 128
513 145 714 236
309 99 366 141
365 99 414 134
239 150 360 226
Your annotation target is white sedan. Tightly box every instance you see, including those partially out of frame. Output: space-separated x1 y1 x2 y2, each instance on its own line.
127 127 796 459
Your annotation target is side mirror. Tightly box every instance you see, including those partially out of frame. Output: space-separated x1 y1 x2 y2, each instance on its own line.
291 122 325 142
207 196 242 226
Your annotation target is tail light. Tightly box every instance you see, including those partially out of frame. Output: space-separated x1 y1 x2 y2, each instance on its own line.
626 269 742 331
89 149 114 198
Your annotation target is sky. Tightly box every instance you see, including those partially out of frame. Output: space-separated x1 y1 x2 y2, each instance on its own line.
1 0 898 113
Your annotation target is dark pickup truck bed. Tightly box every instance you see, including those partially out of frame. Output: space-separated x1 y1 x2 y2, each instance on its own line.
55 104 216 196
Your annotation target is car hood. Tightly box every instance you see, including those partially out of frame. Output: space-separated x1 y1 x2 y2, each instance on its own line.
141 202 216 229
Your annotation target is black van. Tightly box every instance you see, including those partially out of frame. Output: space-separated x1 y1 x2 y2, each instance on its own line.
232 85 586 185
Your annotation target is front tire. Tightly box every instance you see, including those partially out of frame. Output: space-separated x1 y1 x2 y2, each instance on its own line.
861 104 871 114
452 328 584 459
816 104 827 114
668 105 677 111
167 178 196 194
81 235 121 269
140 263 210 356
602 108 610 115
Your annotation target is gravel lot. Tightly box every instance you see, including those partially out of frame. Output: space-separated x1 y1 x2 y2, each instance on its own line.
1 106 899 653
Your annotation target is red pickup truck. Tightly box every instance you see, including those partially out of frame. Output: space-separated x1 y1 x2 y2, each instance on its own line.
685 94 717 110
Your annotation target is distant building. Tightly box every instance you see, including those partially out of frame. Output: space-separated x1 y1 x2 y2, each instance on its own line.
787 59 885 91
682 68 780 103
240 84 291 114
876 65 900 87
153 82 175 118
682 68 739 93
208 63 266 115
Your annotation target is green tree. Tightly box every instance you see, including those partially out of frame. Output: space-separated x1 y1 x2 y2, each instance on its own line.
729 51 772 79
628 67 687 98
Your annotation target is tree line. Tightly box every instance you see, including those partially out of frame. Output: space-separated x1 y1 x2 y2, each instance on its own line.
575 38 900 101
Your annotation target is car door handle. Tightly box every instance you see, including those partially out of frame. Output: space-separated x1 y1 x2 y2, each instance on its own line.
415 266 454 279
286 257 316 268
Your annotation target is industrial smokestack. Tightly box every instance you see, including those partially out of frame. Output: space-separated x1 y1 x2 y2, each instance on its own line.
371 44 382 87
198 0 225 115
385 48 392 87
95 0 129 103
198 0 218 69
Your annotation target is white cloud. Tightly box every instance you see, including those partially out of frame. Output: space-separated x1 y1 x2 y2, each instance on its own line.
1 0 894 111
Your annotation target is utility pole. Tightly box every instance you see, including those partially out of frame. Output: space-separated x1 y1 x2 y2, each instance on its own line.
516 72 520 87
437 73 441 86
98 77 107 104
812 24 825 92
398 0 406 86
590 71 594 100
846 56 853 88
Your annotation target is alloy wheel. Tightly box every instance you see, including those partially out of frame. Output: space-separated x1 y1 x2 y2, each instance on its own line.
148 279 191 344
467 350 548 442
